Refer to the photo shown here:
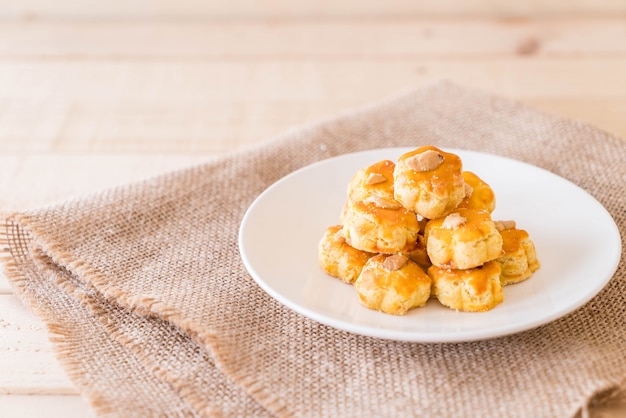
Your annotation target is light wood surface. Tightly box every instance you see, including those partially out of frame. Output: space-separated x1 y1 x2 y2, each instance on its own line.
1 2 625 416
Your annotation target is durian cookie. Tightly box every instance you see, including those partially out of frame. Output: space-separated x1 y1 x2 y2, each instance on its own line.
494 221 540 285
393 146 465 219
428 261 503 312
347 159 396 204
425 208 503 270
318 225 375 284
457 171 496 213
342 196 419 254
355 254 432 315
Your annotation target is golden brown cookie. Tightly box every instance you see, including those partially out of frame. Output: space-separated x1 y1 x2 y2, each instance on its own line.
347 159 396 204
318 225 374 284
495 224 540 285
404 234 431 269
342 196 419 254
457 171 496 213
424 208 503 270
354 254 432 315
428 261 503 312
393 146 465 219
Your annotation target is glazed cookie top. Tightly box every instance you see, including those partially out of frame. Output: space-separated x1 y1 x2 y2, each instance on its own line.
457 171 496 213
425 208 498 244
357 254 431 301
347 159 396 203
395 145 464 195
349 197 414 225
341 197 420 254
500 228 530 254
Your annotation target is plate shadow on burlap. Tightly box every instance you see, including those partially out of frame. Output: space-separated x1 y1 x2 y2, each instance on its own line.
1 81 624 417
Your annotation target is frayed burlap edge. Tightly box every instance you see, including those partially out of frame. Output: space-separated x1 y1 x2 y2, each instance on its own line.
1 210 288 417
1 219 119 416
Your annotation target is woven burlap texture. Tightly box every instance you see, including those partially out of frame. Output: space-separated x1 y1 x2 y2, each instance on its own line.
1 82 624 417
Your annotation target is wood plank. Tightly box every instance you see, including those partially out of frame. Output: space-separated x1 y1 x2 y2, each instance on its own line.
0 295 77 394
0 18 624 58
0 395 93 418
0 58 624 152
0 272 13 295
1 59 623 103
0 9 623 418
0 155 20 207
1 97 624 154
0 156 20 293
2 0 625 20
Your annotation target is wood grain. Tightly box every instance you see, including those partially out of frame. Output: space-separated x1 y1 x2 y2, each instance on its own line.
0 295 77 394
1 19 625 57
1 58 624 153
0 395 93 418
2 0 625 19
0 19 624 155
0 9 624 418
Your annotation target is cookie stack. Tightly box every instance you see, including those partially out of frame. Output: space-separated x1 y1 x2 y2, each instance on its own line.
318 146 540 315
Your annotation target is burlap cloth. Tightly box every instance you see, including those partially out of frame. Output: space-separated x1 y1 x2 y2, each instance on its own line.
1 81 624 417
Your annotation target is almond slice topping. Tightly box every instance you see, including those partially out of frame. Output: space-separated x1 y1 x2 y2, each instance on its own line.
442 212 467 229
333 229 346 244
464 182 474 198
495 220 516 231
404 150 444 172
383 255 408 271
363 196 401 210
366 172 387 185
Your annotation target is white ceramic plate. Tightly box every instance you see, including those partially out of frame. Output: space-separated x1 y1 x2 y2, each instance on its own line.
239 148 621 342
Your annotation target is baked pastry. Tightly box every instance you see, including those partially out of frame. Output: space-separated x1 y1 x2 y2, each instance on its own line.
318 225 374 284
342 196 419 254
341 159 397 224
404 234 431 269
424 208 503 269
354 254 431 315
494 221 540 285
457 171 496 213
347 159 396 204
428 261 503 312
317 145 541 316
393 146 465 219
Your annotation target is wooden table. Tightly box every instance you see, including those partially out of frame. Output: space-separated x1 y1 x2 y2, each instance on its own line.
1 2 625 416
